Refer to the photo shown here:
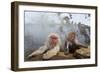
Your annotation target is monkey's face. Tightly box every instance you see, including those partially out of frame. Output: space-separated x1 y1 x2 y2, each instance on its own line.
70 34 76 41
50 35 58 47
67 34 76 42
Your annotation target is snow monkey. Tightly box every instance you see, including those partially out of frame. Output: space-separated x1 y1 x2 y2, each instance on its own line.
28 33 61 59
64 32 87 53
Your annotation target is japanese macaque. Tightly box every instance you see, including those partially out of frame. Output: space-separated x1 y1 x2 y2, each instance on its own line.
64 32 87 53
28 33 61 60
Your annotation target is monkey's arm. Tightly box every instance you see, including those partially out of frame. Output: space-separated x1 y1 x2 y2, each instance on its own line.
75 39 88 48
43 45 60 59
28 46 48 57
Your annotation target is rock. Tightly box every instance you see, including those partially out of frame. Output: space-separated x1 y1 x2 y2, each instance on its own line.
74 47 90 58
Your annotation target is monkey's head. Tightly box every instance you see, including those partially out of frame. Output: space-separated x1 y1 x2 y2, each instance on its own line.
49 34 58 46
67 32 76 42
45 33 61 48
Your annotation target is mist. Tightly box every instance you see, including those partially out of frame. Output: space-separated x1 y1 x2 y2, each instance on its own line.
24 11 90 52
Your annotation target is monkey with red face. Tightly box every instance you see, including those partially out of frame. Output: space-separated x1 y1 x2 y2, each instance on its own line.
28 33 61 60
